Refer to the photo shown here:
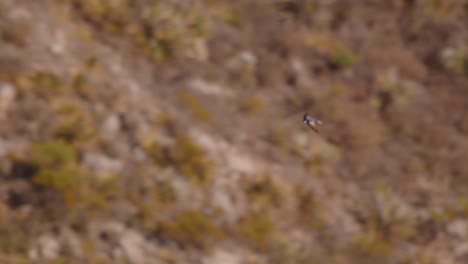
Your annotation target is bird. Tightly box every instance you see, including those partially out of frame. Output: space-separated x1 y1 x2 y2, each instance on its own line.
303 113 322 133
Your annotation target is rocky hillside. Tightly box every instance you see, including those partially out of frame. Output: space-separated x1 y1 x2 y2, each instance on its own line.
0 0 468 263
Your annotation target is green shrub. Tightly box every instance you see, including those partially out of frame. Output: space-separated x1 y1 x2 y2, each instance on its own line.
147 136 212 184
296 189 324 229
423 0 441 11
352 231 391 256
29 71 63 93
158 209 222 247
71 1 211 62
30 140 82 204
53 100 93 142
156 180 177 204
270 128 286 147
72 0 131 34
239 96 263 115
460 56 468 77
34 167 79 194
237 214 275 250
145 141 168 164
178 91 212 122
303 154 326 171
152 112 179 135
172 136 212 184
84 56 98 71
50 257 72 264
30 140 76 168
331 48 357 69
245 176 282 211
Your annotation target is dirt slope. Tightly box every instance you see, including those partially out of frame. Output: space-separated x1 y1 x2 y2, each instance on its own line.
0 0 467 263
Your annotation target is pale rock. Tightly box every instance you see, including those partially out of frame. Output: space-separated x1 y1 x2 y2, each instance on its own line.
49 31 66 55
440 47 456 70
386 67 400 86
109 56 125 76
122 81 143 106
454 242 468 257
132 148 146 162
238 51 257 66
0 139 17 157
211 174 244 224
431 250 456 264
294 133 308 147
0 82 17 120
94 221 125 241
324 197 362 246
291 58 306 73
29 235 60 261
100 115 121 138
416 176 439 192
225 150 257 174
393 198 415 221
112 247 125 261
103 221 125 234
203 249 242 264
447 219 468 239
294 132 340 161
61 228 83 259
111 201 138 223
186 38 209 61
10 6 31 20
186 78 231 97
120 229 146 264
343 69 354 78
193 130 259 174
83 151 123 180
212 186 233 216
92 222 157 264
172 175 191 194
128 81 141 94
226 51 257 69
401 80 431 104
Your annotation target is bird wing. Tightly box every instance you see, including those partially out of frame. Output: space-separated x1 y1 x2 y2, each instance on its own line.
306 122 319 133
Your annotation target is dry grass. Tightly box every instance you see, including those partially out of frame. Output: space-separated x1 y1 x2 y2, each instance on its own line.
0 0 467 263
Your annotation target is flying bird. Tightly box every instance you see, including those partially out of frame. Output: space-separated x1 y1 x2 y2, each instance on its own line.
303 113 322 133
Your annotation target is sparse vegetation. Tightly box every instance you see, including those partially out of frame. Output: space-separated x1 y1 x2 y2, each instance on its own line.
331 48 357 69
245 175 282 212
352 231 392 256
28 71 63 94
296 188 324 229
158 209 222 247
70 0 211 63
171 135 212 184
52 99 94 142
269 128 286 147
303 153 326 171
178 91 212 122
156 180 177 204
146 135 212 184
237 214 275 250
239 96 263 115
30 140 83 204
0 0 467 262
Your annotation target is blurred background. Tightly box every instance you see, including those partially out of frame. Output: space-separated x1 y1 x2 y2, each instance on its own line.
0 0 467 263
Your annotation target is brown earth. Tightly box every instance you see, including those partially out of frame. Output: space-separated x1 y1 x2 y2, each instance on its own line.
0 0 468 263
